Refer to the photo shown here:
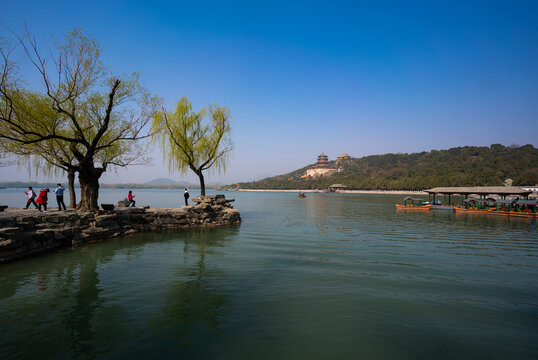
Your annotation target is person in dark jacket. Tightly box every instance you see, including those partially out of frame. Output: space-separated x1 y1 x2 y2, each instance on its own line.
184 188 189 206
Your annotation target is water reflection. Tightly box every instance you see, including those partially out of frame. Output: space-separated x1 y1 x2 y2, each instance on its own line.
0 243 128 358
147 230 231 356
64 250 127 357
0 226 238 359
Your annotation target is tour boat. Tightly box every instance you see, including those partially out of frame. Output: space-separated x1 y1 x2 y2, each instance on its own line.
455 198 537 218
395 197 432 210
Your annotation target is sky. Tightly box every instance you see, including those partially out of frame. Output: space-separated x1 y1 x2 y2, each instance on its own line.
1 0 537 184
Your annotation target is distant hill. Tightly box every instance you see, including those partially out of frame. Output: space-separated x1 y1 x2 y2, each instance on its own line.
0 181 62 189
237 144 538 190
0 181 199 190
145 178 183 185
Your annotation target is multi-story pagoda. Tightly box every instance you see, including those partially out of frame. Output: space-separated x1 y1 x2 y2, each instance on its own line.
316 153 330 168
304 152 336 178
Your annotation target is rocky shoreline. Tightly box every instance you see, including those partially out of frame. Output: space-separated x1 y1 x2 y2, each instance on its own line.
0 195 240 264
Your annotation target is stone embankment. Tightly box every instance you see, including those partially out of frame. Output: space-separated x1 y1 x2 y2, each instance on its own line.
0 195 240 264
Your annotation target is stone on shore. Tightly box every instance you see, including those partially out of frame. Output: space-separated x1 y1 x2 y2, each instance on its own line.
0 195 240 264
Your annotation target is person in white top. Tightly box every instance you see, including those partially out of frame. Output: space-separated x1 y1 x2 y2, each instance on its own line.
24 186 38 209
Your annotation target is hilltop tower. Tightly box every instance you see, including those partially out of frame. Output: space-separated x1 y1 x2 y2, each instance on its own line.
303 152 337 178
316 153 330 168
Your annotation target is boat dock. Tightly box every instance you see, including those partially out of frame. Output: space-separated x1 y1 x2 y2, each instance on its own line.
396 186 537 218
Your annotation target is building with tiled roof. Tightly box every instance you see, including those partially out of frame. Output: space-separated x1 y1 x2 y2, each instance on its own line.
304 153 337 178
316 153 330 168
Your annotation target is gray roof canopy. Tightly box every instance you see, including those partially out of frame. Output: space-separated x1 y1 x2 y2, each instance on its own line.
425 187 531 196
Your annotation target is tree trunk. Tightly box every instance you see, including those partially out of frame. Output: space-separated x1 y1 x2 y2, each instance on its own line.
198 171 206 196
67 169 77 208
78 164 101 211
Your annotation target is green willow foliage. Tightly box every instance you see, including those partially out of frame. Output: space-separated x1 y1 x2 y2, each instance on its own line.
151 97 232 196
238 144 538 190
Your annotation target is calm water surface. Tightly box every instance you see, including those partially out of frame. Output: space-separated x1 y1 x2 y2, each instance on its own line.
0 190 537 359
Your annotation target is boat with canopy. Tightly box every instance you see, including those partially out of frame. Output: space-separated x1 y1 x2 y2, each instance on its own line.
395 197 432 210
396 187 537 218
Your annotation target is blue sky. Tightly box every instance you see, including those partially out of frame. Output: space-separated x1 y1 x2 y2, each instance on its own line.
1 0 537 184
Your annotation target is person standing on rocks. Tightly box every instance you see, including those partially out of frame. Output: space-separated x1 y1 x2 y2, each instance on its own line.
36 188 49 212
24 186 38 209
184 188 189 206
54 183 66 211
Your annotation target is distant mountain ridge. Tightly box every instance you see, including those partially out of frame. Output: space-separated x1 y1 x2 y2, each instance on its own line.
0 181 198 189
238 144 538 190
145 178 190 185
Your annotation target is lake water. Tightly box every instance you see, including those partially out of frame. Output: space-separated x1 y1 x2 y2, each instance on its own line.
0 189 537 359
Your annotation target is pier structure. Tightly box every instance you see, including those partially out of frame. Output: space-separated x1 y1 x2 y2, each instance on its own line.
424 186 532 206
397 187 537 217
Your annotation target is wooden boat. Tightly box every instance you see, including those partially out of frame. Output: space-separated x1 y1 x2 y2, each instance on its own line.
455 198 537 218
395 197 431 210
298 192 307 198
454 207 489 215
395 204 432 210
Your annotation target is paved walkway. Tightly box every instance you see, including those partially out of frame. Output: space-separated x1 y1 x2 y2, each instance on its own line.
0 207 76 219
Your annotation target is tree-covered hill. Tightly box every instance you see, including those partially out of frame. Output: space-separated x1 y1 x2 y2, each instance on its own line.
238 144 538 190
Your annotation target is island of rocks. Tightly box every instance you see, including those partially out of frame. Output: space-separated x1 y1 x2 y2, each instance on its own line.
0 195 240 264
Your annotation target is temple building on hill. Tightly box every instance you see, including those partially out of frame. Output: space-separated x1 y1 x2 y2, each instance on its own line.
316 153 330 168
336 154 351 168
304 152 339 178
301 153 352 178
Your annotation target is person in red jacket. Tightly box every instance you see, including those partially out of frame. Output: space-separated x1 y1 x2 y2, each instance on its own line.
36 188 49 212
127 190 136 207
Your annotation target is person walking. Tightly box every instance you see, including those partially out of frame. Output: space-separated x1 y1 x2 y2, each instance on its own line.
184 188 189 206
127 190 136 207
24 186 38 209
54 183 67 211
36 188 49 212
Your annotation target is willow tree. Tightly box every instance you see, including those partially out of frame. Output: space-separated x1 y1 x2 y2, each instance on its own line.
2 139 79 208
0 91 78 207
0 28 157 210
0 150 14 167
152 97 232 196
